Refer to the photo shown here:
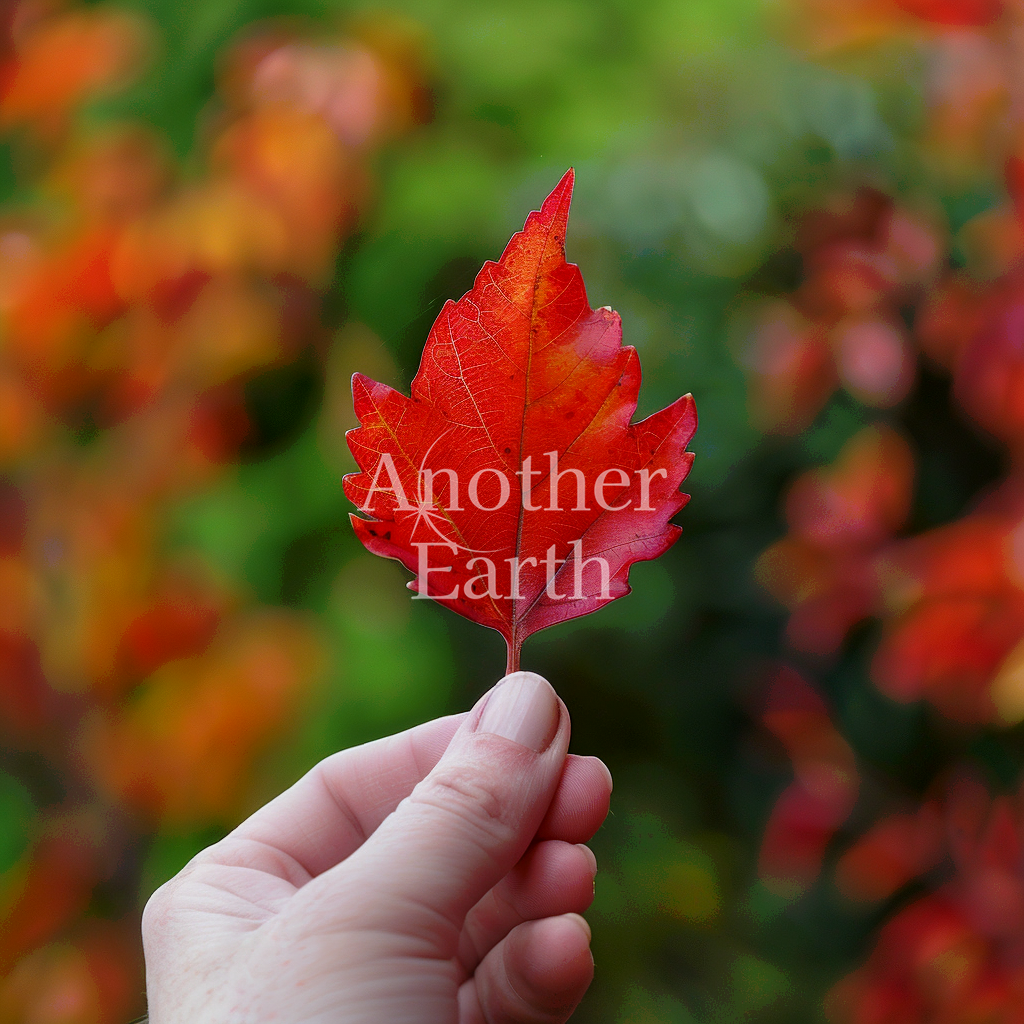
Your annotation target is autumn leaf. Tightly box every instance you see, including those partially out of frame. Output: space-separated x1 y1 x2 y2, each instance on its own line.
895 0 1002 26
344 169 697 673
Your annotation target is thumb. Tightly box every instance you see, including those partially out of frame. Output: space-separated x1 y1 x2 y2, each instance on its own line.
315 671 569 952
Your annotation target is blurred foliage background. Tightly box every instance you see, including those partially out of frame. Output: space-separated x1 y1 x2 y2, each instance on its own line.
5 0 1024 1021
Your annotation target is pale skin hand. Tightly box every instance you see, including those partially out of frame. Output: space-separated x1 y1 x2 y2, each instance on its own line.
142 671 612 1023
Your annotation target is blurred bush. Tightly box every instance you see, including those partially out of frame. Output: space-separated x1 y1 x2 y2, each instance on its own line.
7 0 1024 1022
0 2 431 1018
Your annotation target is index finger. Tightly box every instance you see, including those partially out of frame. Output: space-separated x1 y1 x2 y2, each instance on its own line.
205 717 611 882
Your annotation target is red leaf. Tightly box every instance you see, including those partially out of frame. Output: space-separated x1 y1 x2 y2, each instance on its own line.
344 170 696 671
895 0 1002 26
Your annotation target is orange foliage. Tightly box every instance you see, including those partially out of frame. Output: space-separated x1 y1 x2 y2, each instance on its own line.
0 5 149 136
0 1 425 1017
85 613 321 823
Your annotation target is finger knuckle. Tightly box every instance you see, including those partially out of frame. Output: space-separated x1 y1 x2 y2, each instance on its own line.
141 881 176 944
412 764 515 848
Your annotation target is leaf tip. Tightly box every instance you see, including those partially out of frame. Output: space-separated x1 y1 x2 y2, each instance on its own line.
539 168 575 236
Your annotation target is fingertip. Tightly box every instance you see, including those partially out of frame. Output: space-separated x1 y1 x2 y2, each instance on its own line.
576 843 597 876
512 839 597 914
538 755 613 844
496 670 552 688
468 912 595 1023
485 675 573 757
591 755 613 795
508 913 594 1003
561 911 592 944
580 755 613 819
476 672 561 752
513 913 593 979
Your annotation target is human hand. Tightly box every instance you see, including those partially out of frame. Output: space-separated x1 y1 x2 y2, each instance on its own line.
141 671 612 1023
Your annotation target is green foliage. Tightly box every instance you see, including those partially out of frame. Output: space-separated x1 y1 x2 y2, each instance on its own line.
0 773 33 876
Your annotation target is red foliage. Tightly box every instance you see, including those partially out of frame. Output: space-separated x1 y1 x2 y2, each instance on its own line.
755 318 1024 723
870 501 1024 722
757 0 1024 1018
0 478 26 553
116 583 224 681
954 271 1024 452
756 666 859 895
0 631 52 741
0 827 104 974
745 191 937 433
756 425 913 656
345 170 697 671
895 0 1003 25
829 776 1024 1024
0 920 142 1024
85 613 318 822
836 805 944 902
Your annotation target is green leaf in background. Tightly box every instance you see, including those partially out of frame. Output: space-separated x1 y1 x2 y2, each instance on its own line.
0 773 33 876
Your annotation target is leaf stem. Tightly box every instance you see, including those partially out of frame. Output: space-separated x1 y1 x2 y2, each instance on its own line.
505 634 522 675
